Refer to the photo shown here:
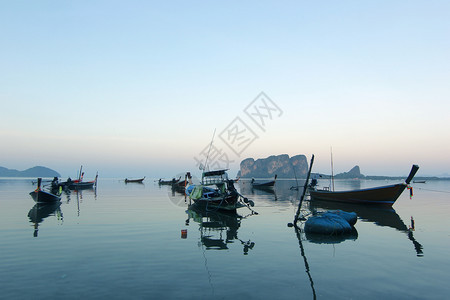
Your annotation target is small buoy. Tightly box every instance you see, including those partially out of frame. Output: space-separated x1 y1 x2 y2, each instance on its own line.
181 229 187 239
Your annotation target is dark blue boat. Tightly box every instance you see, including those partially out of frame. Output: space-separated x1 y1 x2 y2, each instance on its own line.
29 178 61 203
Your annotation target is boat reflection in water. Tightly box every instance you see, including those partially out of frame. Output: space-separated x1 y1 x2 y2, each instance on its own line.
185 205 255 255
308 200 424 256
61 185 97 204
250 187 277 201
28 202 63 237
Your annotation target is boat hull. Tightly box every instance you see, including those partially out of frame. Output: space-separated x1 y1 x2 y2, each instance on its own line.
309 183 407 206
125 178 145 183
159 177 181 185
68 181 96 190
29 190 61 203
251 175 277 189
192 194 243 211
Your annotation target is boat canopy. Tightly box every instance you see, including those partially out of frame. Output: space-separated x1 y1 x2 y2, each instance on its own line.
203 169 229 177
202 169 229 185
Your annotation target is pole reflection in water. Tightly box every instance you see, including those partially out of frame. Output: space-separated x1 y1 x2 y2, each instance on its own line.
293 224 317 300
407 216 424 256
28 202 63 237
67 186 97 217
292 211 359 300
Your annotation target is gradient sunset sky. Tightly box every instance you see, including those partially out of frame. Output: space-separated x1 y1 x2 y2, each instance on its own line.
1 1 449 178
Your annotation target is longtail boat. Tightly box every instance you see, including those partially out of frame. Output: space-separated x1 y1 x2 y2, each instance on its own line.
158 177 180 185
67 179 97 190
186 169 254 211
53 166 98 190
60 174 98 190
29 178 61 203
251 174 277 189
308 165 419 206
125 177 145 183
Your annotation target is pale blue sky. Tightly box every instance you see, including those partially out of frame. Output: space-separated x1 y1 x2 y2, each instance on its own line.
1 1 449 178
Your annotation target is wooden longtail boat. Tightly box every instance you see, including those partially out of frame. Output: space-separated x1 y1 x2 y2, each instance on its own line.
186 169 253 211
68 180 97 190
54 166 98 190
125 177 145 183
65 172 98 190
251 174 277 189
172 174 189 193
308 165 419 206
158 177 181 185
29 189 61 203
29 178 61 203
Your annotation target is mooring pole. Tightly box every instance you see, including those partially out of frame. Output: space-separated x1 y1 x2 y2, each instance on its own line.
293 154 315 224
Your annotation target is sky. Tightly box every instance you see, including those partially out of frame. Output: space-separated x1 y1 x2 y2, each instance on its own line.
1 1 449 178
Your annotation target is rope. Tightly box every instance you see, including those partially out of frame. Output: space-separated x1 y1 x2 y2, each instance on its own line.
414 187 450 194
205 196 225 212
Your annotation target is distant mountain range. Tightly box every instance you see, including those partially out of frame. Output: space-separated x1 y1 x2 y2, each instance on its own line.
237 154 365 179
238 155 448 180
0 166 60 177
238 154 367 179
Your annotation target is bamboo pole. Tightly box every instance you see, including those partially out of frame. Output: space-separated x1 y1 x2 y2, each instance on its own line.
292 155 315 224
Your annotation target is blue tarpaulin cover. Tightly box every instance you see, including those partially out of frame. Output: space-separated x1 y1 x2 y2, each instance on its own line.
304 211 357 235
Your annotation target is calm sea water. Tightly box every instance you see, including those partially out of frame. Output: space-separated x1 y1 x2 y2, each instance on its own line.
1 177 450 299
